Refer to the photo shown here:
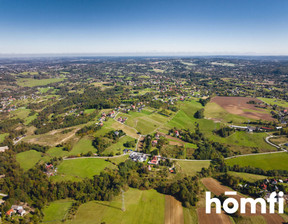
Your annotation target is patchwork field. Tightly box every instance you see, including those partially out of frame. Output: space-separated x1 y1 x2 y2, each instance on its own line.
66 188 167 224
51 158 116 182
42 199 74 223
210 96 274 121
225 152 288 171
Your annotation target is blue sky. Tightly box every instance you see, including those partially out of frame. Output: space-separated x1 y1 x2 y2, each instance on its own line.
0 0 287 55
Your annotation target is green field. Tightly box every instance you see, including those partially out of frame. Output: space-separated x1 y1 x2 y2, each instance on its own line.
205 131 275 152
16 150 43 171
103 135 135 155
225 152 288 170
42 199 74 223
10 108 38 125
69 137 96 156
258 97 288 108
227 171 267 183
117 109 171 135
16 77 65 87
84 109 96 114
177 160 210 176
51 158 116 182
0 133 9 143
67 188 165 224
46 147 69 158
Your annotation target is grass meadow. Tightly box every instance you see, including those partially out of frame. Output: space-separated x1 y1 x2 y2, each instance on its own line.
225 152 288 170
176 160 210 176
66 188 165 224
51 158 116 182
42 199 74 223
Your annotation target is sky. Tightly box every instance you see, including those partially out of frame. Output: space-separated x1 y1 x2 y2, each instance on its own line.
0 0 288 55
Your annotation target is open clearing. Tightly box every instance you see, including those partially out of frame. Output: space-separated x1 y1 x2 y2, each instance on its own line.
23 127 79 147
210 96 274 121
201 178 284 224
67 188 166 224
68 137 96 155
16 150 44 171
225 152 288 171
16 77 65 87
176 160 210 176
51 158 116 182
42 199 74 223
0 133 8 143
227 171 267 183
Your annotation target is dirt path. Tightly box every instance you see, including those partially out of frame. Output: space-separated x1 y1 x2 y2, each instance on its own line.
201 178 285 224
58 128 80 145
165 195 184 224
137 136 145 151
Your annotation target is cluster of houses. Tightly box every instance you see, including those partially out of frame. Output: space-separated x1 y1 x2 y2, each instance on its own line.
96 110 116 126
261 178 288 202
229 125 282 133
6 205 26 217
117 116 127 124
0 96 16 113
129 151 147 162
44 163 57 176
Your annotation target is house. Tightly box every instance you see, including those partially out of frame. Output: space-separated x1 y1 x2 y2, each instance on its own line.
261 183 267 190
152 140 158 146
45 164 54 169
148 156 159 165
129 152 147 162
0 146 9 153
6 208 15 216
148 165 151 171
175 130 179 137
123 149 129 154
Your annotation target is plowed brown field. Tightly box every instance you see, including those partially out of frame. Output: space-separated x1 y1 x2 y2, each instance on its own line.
165 195 184 224
211 96 274 121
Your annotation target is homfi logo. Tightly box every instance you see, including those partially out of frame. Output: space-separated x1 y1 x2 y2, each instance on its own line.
206 191 284 214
